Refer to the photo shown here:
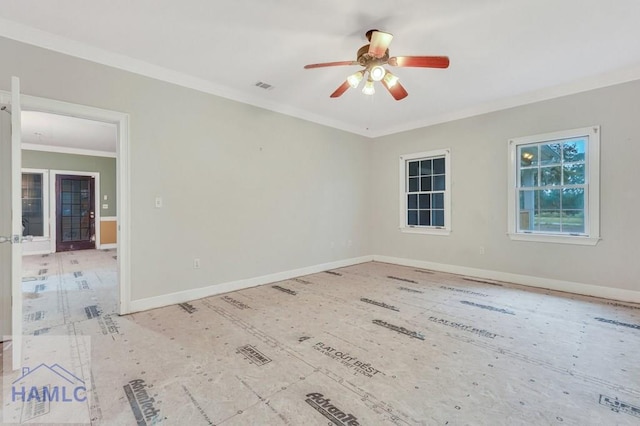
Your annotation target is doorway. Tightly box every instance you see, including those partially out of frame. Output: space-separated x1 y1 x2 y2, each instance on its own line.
17 93 131 316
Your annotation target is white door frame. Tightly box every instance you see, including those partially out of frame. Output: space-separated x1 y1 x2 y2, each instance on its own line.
0 77 23 369
11 77 22 370
50 170 101 253
0 90 132 315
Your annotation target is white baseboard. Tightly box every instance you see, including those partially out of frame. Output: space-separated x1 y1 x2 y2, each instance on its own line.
374 255 640 304
99 244 117 250
128 255 374 313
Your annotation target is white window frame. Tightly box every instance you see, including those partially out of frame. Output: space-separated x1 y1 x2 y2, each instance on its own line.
507 126 600 245
399 149 451 235
21 168 50 240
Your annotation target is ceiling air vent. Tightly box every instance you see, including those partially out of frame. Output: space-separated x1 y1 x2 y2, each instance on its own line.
254 81 274 90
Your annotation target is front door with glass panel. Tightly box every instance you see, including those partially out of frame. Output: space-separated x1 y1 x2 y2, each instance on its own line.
56 174 95 251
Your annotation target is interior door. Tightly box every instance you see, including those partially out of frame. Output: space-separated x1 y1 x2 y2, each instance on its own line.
56 174 96 251
0 99 11 340
0 76 23 370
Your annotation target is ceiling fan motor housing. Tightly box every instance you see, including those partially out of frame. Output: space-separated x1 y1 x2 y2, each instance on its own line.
357 44 389 67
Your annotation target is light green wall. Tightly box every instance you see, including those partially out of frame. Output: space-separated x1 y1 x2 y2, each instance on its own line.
22 150 116 216
372 80 640 292
0 36 371 302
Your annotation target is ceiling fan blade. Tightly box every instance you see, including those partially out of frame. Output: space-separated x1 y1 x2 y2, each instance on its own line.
388 56 450 68
304 61 358 69
382 79 408 101
330 81 351 98
368 31 393 58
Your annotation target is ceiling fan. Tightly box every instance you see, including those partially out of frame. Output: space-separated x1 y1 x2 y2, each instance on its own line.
304 29 450 101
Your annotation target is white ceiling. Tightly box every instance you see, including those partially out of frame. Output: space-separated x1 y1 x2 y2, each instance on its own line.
21 111 117 154
2 0 640 140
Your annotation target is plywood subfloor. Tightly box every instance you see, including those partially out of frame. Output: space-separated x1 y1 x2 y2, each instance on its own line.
2 251 640 425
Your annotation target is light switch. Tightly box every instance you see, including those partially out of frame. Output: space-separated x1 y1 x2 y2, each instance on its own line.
102 204 108 209
155 197 163 208
103 195 108 201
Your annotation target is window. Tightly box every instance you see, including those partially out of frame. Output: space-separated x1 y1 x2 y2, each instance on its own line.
399 149 451 234
21 169 49 238
508 126 600 245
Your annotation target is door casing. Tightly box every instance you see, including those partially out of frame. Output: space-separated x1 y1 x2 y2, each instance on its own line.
0 88 132 317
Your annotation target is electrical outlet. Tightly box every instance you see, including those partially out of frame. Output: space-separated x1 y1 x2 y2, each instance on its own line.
193 258 200 269
155 197 162 208
479 246 486 255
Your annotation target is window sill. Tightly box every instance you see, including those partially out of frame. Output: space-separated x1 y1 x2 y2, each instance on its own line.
507 232 600 246
401 227 451 236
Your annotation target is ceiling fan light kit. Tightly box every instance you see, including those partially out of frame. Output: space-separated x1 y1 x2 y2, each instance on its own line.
383 71 399 88
347 71 364 88
304 29 450 101
370 65 386 81
362 79 376 95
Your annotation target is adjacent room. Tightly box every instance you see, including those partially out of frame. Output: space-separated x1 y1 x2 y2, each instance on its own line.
1 2 639 425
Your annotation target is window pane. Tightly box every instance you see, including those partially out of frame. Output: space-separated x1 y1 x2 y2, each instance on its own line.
563 163 585 185
540 189 560 209
433 175 445 191
408 194 418 209
21 173 45 237
563 138 586 162
420 160 432 175
562 210 585 233
520 145 538 166
408 210 418 225
433 157 445 174
519 190 538 210
408 177 419 192
562 188 584 209
420 176 431 192
433 193 444 209
408 161 419 177
540 166 561 186
519 210 532 231
535 210 561 233
433 210 444 227
418 194 430 209
518 190 537 231
519 168 538 187
540 143 561 165
419 210 430 226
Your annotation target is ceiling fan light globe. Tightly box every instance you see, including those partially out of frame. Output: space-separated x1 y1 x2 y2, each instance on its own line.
383 72 399 88
347 71 364 88
362 80 375 95
370 65 386 81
